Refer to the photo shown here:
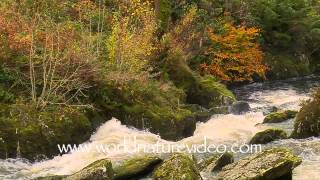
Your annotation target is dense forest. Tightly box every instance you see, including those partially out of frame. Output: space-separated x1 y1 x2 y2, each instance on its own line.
1 0 320 169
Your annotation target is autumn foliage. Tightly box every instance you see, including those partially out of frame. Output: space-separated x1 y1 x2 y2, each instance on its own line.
200 23 267 83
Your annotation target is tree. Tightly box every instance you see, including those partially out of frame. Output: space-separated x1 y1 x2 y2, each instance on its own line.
106 0 158 84
200 22 267 83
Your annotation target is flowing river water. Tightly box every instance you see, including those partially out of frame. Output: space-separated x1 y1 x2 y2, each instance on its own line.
1 75 320 180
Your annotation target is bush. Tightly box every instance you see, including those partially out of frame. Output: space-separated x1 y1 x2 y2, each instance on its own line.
291 89 320 139
264 53 311 80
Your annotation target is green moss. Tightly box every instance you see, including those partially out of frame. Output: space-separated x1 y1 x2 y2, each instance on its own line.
114 156 162 180
0 103 92 160
263 110 298 123
291 91 320 138
153 153 202 180
67 159 113 180
249 129 288 144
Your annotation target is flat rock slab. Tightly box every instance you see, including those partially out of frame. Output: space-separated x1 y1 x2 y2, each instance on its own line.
113 156 162 180
217 148 302 180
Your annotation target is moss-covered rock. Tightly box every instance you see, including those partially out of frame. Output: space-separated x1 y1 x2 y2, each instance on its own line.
66 159 113 180
187 76 236 109
198 152 234 172
263 110 298 124
217 148 302 180
91 80 197 141
291 90 320 138
249 129 288 144
164 53 235 109
153 153 202 180
0 103 92 161
183 104 229 123
113 156 162 180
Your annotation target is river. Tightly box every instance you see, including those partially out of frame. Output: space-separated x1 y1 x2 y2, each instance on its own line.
1 75 320 180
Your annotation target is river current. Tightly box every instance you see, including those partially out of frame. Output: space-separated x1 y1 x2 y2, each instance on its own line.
1 75 320 180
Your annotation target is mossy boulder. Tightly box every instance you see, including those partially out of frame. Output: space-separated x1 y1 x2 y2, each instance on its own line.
164 53 235 109
217 148 302 180
291 91 320 138
66 159 113 180
153 153 202 180
187 76 235 109
249 129 288 144
113 156 162 180
263 110 298 124
198 152 234 172
91 80 197 141
183 104 229 123
230 101 250 115
0 103 92 161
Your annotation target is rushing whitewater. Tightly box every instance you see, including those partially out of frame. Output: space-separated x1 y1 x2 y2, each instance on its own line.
1 75 320 180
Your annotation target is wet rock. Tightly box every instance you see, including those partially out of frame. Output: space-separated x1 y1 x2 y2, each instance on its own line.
262 106 279 116
153 153 202 180
113 156 162 180
186 76 236 109
67 159 113 180
198 152 234 172
263 110 298 123
217 148 302 180
291 91 320 138
230 101 250 115
189 105 229 123
249 129 288 144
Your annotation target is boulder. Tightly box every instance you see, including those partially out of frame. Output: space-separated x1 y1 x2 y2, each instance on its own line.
113 156 162 180
92 79 198 141
198 152 234 172
153 153 202 180
0 103 92 161
186 105 229 123
291 91 320 138
217 148 302 180
67 159 113 180
163 54 235 109
262 106 279 116
249 129 287 144
186 76 236 109
263 110 297 124
230 101 250 115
